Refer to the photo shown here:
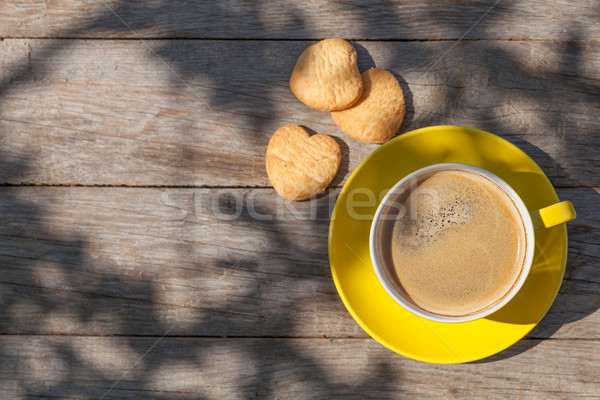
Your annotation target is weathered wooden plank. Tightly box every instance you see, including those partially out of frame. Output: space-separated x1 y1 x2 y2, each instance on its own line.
1 39 598 187
0 187 597 338
0 336 598 399
1 1 599 40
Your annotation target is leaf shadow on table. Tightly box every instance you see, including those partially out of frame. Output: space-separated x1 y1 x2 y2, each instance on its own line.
0 2 403 399
0 0 599 397
208 195 399 398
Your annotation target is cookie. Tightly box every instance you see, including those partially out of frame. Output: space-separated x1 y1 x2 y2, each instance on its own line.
331 68 405 143
266 124 341 201
289 38 363 111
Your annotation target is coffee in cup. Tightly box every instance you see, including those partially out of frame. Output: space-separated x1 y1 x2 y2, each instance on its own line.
376 168 527 317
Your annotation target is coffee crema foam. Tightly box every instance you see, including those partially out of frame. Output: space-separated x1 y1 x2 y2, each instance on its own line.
378 169 527 316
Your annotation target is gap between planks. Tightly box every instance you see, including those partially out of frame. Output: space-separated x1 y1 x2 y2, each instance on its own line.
1 37 600 42
0 333 596 341
0 184 597 189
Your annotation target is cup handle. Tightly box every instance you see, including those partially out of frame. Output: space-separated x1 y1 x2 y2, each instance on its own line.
530 201 576 231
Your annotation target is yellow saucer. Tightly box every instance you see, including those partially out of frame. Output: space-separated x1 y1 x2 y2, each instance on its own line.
328 125 567 364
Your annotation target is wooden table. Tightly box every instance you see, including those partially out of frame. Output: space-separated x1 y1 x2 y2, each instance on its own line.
0 1 598 398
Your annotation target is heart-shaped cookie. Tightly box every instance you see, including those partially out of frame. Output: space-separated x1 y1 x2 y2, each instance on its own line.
266 124 341 201
331 68 405 143
289 38 363 111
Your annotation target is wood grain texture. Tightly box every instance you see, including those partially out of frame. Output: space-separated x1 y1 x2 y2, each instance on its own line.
1 0 599 40
1 39 598 187
0 336 598 399
0 2 598 396
0 187 597 338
